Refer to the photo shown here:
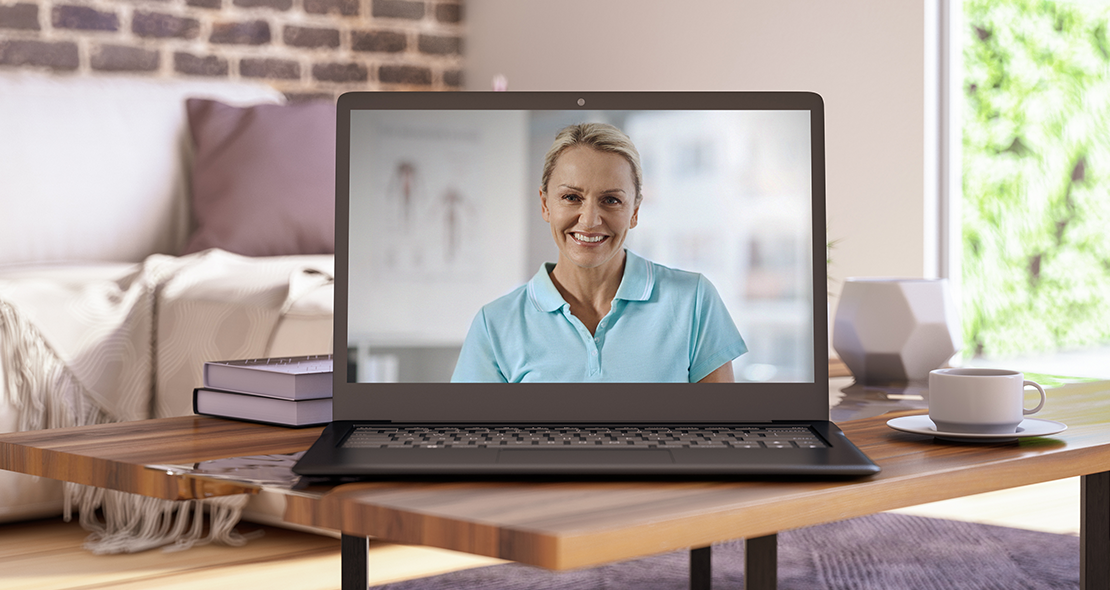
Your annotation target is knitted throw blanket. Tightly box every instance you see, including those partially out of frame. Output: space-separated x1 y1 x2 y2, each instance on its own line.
0 249 333 553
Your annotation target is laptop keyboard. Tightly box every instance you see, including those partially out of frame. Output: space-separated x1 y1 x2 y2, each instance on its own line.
343 425 827 449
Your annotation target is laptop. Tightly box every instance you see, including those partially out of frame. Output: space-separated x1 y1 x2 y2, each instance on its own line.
293 91 880 479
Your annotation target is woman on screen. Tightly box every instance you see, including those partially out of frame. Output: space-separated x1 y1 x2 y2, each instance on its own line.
451 122 746 383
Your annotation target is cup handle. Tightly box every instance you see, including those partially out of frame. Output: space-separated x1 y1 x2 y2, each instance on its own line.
1023 381 1047 415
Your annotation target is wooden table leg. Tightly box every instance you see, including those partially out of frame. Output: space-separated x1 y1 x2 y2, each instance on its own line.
745 534 777 590
1082 471 1109 590
342 533 368 590
690 546 711 590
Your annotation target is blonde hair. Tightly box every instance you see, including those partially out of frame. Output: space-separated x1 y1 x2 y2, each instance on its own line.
540 123 643 204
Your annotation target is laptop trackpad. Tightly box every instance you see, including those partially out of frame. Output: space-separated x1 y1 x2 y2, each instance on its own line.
497 449 674 465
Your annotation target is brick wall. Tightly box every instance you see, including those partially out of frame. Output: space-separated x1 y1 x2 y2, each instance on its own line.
0 0 463 100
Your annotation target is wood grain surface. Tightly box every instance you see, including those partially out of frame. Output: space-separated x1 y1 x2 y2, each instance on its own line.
282 380 1110 570
3 379 1108 572
0 417 323 500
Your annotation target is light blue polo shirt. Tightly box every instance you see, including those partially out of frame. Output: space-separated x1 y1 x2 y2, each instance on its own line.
451 250 747 383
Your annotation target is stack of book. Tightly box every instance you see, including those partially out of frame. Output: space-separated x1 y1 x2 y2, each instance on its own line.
193 354 333 427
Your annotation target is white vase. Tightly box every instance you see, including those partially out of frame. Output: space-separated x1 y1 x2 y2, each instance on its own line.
832 278 961 383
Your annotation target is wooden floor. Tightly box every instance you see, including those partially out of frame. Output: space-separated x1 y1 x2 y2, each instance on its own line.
0 515 504 590
0 477 1081 590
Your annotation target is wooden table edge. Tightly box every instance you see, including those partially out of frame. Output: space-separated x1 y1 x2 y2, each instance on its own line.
0 416 324 501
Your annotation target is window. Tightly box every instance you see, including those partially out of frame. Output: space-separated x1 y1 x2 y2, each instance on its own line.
957 0 1110 359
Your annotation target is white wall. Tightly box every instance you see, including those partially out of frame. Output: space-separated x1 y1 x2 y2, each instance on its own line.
464 0 931 304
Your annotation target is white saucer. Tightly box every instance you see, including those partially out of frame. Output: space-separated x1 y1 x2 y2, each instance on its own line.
886 415 1067 442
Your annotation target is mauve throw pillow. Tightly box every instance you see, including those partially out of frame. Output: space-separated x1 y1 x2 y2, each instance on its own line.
184 98 335 256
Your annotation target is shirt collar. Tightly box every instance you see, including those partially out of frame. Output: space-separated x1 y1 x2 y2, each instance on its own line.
527 249 654 313
527 262 565 312
614 249 654 302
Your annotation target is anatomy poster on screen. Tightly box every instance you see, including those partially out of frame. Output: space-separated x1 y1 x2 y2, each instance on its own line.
347 110 528 345
370 125 481 279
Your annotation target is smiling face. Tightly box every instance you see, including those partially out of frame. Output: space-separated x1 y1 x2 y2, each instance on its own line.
541 145 640 274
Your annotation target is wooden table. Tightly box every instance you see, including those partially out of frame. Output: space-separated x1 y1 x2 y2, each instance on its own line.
2 379 1109 590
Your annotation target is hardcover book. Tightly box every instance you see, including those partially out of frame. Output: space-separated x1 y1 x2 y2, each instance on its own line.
203 355 333 400
193 387 331 427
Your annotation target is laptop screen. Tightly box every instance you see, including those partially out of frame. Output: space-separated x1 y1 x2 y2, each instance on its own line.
334 92 827 423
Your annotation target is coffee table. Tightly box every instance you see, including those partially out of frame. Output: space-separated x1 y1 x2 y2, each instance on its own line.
2 379 1109 590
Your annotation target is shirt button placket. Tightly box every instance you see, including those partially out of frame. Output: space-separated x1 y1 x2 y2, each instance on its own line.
590 324 606 377
565 307 601 378
588 335 601 376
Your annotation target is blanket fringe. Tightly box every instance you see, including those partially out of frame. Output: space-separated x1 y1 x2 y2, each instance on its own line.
0 301 110 432
3 301 258 553
63 482 259 554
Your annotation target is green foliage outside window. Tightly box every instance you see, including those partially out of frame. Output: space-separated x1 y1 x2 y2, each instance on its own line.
963 0 1110 357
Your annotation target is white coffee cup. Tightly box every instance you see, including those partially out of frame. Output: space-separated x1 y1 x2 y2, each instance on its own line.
928 368 1047 434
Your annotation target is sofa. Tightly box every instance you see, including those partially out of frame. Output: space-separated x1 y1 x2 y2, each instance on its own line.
0 72 337 547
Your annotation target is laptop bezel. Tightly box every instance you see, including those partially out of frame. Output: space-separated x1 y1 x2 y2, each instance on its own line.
333 91 829 423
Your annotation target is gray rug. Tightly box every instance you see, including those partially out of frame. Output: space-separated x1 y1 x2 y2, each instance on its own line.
372 513 1079 590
